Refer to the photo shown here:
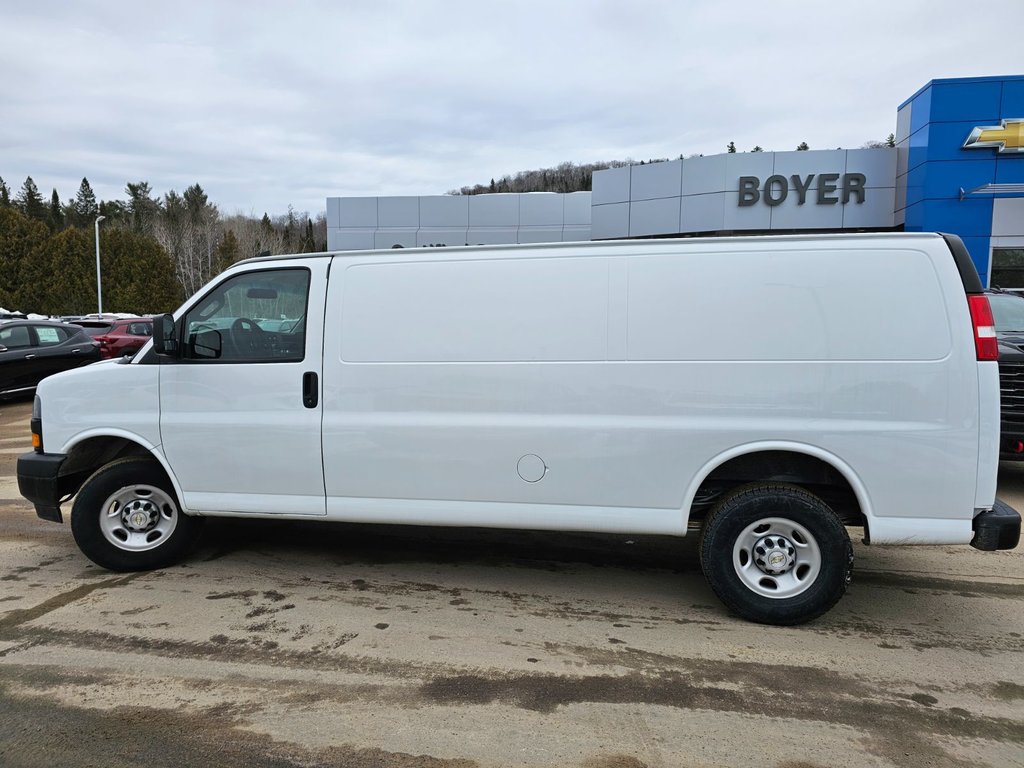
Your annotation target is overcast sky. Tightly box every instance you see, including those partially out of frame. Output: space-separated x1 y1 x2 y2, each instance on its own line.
2 0 1022 218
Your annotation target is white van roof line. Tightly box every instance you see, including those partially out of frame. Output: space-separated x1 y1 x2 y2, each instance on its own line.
234 232 945 267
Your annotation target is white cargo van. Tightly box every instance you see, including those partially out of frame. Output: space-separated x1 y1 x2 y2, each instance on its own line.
17 233 1020 624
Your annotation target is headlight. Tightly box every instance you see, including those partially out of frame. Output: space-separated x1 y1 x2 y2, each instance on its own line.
31 395 42 453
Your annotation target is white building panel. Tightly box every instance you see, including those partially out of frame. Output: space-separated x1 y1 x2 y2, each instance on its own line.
680 193 727 233
591 166 630 205
724 152 775 191
590 203 629 239
681 154 728 196
723 199 771 230
520 193 564 227
842 187 896 229
845 148 898 187
467 228 519 245
772 149 845 182
328 229 375 251
326 197 341 227
374 229 418 250
770 192 844 230
518 226 564 244
420 196 470 227
629 197 681 237
562 225 591 242
630 160 682 201
338 197 378 228
378 197 420 228
563 192 592 225
992 198 1024 237
416 228 467 247
469 194 520 227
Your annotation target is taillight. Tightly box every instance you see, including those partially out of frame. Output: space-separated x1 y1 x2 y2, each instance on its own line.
968 294 998 361
94 335 110 345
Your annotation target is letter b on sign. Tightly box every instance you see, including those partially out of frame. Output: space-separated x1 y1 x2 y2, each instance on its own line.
738 177 759 206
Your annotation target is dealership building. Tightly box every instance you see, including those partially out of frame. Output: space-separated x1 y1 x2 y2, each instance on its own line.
327 74 1024 287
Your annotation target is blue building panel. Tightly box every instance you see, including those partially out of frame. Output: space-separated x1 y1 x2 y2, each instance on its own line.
903 201 925 232
928 81 1002 123
995 158 1024 183
909 86 932 135
920 197 994 238
999 79 1024 115
909 159 997 200
906 124 930 177
924 121 1008 163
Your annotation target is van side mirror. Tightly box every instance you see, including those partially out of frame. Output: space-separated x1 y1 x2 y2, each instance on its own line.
152 313 178 356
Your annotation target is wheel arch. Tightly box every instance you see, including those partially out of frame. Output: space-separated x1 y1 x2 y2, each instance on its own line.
684 442 874 535
58 430 187 512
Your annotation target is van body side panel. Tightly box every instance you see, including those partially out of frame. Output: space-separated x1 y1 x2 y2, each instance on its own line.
320 238 981 536
38 360 160 455
975 361 1000 510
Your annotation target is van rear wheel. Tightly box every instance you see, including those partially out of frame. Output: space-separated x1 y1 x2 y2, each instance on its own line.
71 458 203 572
699 483 852 625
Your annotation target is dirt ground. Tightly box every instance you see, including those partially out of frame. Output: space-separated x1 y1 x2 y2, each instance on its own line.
0 398 1021 768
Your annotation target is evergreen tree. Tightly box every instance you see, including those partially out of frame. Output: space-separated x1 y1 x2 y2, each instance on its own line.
125 181 160 234
886 133 896 147
49 189 64 231
16 177 47 222
796 142 810 151
100 227 182 314
302 218 316 253
22 228 95 315
0 177 10 208
727 142 736 153
72 177 98 226
214 229 241 272
0 207 50 310
751 146 764 153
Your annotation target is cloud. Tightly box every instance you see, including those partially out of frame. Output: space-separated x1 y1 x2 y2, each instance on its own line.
1 0 1022 215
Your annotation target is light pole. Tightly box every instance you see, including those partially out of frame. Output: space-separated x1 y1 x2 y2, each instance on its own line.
94 215 105 314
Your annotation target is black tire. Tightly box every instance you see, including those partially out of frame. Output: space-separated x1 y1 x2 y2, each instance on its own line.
71 457 203 572
699 483 852 625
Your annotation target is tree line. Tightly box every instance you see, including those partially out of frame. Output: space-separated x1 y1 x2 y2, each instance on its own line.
0 175 327 315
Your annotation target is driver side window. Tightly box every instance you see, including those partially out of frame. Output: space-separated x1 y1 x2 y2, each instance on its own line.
182 268 310 363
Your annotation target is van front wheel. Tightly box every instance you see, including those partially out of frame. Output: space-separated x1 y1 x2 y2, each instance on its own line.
71 458 203 572
699 483 852 625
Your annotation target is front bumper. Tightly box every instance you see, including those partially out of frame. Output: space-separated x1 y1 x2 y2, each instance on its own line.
971 499 1021 551
17 451 69 523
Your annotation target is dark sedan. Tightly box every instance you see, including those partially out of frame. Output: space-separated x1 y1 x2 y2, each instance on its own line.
0 320 101 399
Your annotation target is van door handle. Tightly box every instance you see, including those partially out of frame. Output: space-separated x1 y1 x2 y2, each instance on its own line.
302 372 318 408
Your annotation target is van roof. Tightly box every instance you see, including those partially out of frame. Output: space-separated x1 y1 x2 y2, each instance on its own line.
235 231 951 268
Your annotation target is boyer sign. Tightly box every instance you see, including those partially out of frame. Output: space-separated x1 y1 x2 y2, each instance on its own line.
738 173 867 207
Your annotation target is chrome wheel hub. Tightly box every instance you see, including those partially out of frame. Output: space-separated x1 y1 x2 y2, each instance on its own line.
754 535 796 575
733 517 822 599
99 484 178 552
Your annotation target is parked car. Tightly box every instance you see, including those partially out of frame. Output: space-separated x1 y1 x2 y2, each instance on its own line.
71 318 153 359
987 289 1024 459
0 321 100 399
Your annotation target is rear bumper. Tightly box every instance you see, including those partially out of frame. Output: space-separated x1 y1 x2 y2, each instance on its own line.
971 499 1021 551
16 451 68 523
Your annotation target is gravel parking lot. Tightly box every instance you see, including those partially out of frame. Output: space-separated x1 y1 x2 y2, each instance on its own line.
0 398 1022 768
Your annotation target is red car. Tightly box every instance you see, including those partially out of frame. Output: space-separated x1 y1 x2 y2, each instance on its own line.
72 318 153 359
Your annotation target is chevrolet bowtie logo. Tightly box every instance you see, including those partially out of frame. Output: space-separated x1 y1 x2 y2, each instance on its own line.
963 119 1024 153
